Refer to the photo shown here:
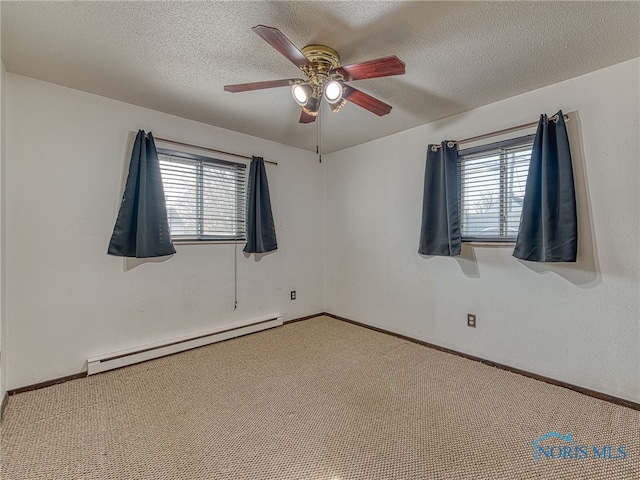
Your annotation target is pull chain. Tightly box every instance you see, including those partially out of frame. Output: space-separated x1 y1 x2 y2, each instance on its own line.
234 240 238 310
316 107 322 163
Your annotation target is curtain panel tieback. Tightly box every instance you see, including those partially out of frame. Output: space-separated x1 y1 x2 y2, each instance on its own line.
107 130 176 258
513 110 577 262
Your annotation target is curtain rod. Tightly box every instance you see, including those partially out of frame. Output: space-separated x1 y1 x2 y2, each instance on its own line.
432 112 571 150
151 136 278 165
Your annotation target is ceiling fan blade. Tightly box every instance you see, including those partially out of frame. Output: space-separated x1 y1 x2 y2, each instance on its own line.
299 110 317 124
224 78 301 93
343 85 393 116
331 56 405 81
252 25 313 70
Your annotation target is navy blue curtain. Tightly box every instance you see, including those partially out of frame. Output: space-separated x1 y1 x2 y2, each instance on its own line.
513 111 577 262
107 130 175 258
418 141 461 256
244 156 277 254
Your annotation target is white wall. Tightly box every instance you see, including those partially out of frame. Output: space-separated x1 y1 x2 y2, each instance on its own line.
5 60 639 402
324 58 640 403
5 75 324 390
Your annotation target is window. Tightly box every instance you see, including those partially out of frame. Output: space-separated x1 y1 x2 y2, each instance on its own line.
458 135 534 242
158 149 246 241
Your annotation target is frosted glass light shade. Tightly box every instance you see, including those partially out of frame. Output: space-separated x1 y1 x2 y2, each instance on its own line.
324 80 343 104
292 84 312 106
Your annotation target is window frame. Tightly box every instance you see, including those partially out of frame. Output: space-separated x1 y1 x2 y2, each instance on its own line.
458 134 534 244
157 148 247 243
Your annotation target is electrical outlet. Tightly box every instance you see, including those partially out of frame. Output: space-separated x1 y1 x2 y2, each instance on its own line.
290 291 296 300
467 313 476 328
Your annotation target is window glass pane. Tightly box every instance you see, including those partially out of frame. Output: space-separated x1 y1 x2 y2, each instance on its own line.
159 156 199 236
202 164 244 238
504 148 530 235
158 150 246 241
460 153 501 238
458 137 532 241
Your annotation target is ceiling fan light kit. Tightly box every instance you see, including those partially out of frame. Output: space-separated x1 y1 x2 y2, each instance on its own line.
323 80 344 104
301 94 321 117
224 25 405 124
292 83 313 106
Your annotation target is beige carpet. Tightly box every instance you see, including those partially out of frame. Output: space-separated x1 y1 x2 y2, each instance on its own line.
1 316 638 479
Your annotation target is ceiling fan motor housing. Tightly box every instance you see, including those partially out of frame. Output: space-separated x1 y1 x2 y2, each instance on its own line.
299 44 346 114
301 45 341 74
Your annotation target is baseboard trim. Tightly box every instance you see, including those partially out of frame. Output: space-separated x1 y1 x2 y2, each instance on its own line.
1 392 8 421
283 313 325 325
8 372 87 396
322 312 640 412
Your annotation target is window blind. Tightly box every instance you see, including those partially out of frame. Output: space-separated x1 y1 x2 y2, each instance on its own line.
158 149 246 241
458 135 534 241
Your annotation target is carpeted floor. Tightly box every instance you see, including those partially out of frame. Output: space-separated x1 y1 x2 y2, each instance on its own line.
1 315 638 479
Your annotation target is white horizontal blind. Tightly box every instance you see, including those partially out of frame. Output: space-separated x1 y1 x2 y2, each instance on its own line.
458 136 533 241
158 149 246 241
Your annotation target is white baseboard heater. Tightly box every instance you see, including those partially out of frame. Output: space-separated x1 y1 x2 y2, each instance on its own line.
87 315 282 375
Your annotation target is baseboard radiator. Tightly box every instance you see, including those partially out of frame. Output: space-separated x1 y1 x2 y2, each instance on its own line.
87 315 282 375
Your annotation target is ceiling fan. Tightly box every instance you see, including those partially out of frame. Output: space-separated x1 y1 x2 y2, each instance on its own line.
224 25 406 124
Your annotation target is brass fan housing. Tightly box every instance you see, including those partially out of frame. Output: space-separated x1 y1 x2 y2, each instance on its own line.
299 45 341 105
301 44 341 73
297 44 348 117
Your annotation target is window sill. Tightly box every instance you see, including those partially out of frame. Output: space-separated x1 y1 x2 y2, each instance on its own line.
463 241 515 247
172 240 246 246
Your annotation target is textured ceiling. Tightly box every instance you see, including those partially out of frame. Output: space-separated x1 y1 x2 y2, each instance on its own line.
2 1 639 153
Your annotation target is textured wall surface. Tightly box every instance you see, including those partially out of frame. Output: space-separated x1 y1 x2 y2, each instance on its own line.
324 59 640 402
4 75 324 390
